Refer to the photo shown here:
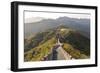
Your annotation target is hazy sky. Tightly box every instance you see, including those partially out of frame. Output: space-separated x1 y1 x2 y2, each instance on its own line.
25 11 90 23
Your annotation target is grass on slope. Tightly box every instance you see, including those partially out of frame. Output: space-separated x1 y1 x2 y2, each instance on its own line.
24 37 57 62
59 28 90 56
62 43 89 59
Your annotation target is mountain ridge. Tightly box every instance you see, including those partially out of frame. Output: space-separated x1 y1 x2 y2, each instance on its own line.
24 26 90 61
25 16 90 38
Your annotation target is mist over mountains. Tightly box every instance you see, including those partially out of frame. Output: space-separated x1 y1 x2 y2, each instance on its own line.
24 16 90 38
25 17 44 23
